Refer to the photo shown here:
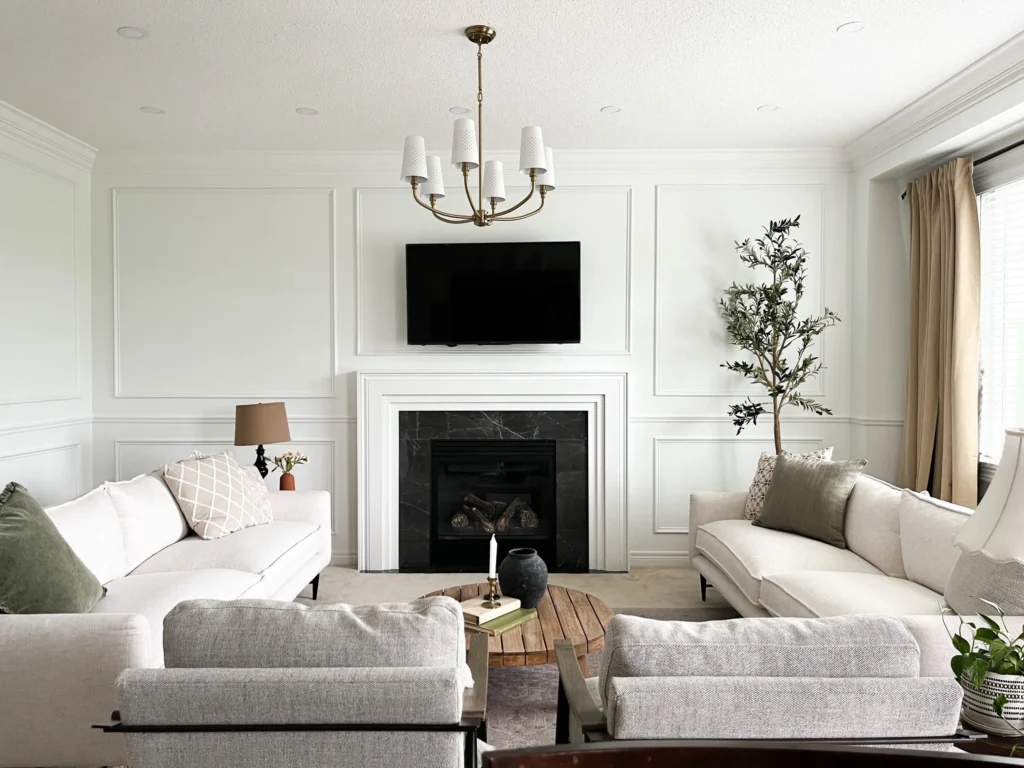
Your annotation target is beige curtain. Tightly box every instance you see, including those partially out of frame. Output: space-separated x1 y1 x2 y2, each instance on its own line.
898 157 980 506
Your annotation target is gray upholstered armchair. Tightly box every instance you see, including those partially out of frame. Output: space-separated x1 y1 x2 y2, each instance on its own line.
555 614 971 747
99 597 490 768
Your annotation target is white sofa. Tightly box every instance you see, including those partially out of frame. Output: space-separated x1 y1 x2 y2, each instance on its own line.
689 474 1023 679
0 472 332 768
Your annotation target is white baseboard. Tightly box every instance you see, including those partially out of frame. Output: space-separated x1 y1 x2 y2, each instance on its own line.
330 553 358 568
629 550 689 567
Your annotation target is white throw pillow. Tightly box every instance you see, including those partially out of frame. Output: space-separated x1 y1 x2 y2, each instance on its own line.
189 451 273 524
162 451 264 540
744 446 834 521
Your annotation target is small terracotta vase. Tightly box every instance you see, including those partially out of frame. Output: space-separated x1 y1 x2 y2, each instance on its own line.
279 472 295 491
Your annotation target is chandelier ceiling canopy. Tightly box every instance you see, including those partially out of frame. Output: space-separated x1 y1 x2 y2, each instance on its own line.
400 25 554 227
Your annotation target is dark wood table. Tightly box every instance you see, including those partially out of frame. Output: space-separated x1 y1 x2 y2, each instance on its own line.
424 582 614 675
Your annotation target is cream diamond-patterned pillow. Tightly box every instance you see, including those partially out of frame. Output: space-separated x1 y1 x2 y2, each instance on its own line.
743 446 834 521
163 451 262 539
188 451 273 524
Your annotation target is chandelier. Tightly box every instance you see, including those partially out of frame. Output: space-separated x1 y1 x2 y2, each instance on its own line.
400 25 555 227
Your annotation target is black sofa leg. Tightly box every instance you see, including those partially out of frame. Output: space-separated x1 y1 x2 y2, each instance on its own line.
310 573 320 600
700 574 708 602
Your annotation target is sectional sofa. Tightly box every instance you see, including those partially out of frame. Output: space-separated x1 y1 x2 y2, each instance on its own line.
0 472 332 768
690 474 1023 678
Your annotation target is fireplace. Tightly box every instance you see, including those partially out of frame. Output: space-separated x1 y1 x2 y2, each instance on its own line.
398 410 588 572
431 439 556 570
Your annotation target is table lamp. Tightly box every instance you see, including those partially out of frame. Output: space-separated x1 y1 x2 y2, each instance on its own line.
946 428 1024 616
234 402 291 478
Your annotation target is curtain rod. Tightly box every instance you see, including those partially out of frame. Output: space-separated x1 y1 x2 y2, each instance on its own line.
901 137 1024 199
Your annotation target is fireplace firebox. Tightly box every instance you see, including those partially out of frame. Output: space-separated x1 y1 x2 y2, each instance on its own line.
431 440 555 570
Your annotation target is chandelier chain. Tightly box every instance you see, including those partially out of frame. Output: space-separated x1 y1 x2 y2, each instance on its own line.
477 44 483 217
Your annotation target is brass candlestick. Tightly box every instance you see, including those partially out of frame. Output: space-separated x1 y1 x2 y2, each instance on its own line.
482 577 502 609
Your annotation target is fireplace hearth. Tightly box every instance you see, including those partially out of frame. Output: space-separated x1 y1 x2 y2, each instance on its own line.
398 411 588 572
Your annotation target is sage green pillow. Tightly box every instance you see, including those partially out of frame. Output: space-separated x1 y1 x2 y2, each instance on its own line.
754 454 868 548
0 482 106 614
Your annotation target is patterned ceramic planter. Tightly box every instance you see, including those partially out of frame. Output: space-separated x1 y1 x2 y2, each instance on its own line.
960 671 1024 736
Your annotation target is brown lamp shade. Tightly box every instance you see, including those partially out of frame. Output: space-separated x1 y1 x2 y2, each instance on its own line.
234 402 291 446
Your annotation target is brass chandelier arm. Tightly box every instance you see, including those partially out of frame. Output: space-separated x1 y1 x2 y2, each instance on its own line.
432 210 474 224
491 174 536 218
410 181 474 221
491 189 547 222
462 165 478 217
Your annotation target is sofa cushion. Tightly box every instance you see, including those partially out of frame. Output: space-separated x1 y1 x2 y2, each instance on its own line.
755 455 867 548
162 451 264 540
0 482 107 614
759 571 945 619
598 614 921 706
743 447 834 521
130 520 319 576
92 569 260 665
695 519 882 604
844 475 906 578
163 598 468 676
899 490 971 593
105 473 190 571
46 486 129 585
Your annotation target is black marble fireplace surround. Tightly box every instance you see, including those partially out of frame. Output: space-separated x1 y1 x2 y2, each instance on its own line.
398 411 588 572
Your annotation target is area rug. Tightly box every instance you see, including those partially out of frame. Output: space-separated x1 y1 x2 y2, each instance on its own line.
485 605 739 749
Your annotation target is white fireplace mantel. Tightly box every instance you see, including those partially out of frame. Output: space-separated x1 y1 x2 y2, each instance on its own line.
356 371 628 571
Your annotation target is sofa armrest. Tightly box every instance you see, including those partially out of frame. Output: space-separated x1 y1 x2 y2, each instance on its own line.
268 489 332 530
688 491 748 561
0 613 151 768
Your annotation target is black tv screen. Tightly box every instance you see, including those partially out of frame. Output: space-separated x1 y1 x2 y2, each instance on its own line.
406 242 581 346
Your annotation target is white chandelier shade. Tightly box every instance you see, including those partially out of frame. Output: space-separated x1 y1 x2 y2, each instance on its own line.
400 25 552 227
482 160 506 203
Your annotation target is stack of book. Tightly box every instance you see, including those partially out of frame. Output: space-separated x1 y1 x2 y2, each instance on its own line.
461 595 537 636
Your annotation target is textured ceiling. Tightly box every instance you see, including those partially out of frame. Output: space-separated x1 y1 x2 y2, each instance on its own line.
1 0 1023 151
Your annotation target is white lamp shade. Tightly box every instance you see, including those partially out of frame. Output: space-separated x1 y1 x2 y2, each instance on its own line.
954 428 1024 561
519 126 547 175
451 118 479 169
536 147 556 191
421 156 446 199
400 136 428 183
482 160 506 203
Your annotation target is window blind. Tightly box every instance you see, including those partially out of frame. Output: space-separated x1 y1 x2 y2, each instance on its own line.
978 176 1024 463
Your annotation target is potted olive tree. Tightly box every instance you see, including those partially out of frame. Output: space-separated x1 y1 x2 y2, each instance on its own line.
719 216 839 454
948 600 1024 737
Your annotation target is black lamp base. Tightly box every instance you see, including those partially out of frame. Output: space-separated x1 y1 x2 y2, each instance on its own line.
254 445 268 478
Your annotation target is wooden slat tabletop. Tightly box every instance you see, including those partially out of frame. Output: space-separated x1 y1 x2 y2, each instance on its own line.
423 583 612 667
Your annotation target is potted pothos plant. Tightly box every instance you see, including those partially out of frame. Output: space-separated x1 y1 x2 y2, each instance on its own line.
947 599 1024 738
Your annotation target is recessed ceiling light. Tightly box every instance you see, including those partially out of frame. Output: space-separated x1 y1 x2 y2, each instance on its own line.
117 26 149 40
295 107 319 116
139 105 165 114
836 21 865 34
449 106 471 115
600 105 623 115
757 103 780 113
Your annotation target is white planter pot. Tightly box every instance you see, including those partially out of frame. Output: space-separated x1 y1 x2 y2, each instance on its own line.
960 671 1024 736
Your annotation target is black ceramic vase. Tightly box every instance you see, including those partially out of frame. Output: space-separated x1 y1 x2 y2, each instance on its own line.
498 548 548 609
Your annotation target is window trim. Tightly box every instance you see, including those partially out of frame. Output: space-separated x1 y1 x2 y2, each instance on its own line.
975 143 1024 194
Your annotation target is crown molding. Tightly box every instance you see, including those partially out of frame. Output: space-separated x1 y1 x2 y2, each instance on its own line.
845 32 1024 171
94 147 849 177
0 100 97 172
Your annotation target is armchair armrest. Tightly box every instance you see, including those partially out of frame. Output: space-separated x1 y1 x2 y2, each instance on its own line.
688 491 748 561
268 490 331 530
462 632 490 721
554 639 606 744
0 612 151 768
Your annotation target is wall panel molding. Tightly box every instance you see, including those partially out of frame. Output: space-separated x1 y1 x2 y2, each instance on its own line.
0 443 82 502
652 435 824 534
0 101 96 171
653 182 829 398
111 187 336 398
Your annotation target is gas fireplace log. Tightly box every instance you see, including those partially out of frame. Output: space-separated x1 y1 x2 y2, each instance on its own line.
464 504 496 533
519 507 539 529
450 511 470 529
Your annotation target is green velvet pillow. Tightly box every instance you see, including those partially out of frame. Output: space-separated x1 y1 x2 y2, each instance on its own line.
754 454 868 548
0 482 106 614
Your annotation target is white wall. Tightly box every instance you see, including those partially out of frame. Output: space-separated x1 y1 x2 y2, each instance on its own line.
90 149 851 566
0 102 94 506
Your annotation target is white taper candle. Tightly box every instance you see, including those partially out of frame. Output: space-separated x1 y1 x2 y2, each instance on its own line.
489 534 498 579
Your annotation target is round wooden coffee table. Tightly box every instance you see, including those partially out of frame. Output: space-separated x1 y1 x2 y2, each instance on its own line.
423 583 613 675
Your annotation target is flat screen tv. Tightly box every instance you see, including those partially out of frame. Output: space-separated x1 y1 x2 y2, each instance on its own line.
406 241 581 346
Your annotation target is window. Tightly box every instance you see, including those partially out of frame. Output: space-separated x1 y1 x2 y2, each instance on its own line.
978 168 1024 464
